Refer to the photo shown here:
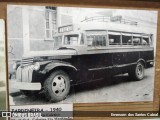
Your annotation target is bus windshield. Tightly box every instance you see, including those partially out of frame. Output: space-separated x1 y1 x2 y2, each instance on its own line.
64 34 79 45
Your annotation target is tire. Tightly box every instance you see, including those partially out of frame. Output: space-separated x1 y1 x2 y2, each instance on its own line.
44 70 70 102
21 90 39 97
129 62 145 81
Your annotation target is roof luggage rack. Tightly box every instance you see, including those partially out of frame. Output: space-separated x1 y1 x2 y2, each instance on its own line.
81 16 138 26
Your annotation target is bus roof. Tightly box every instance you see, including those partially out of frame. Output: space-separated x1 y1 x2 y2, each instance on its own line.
55 22 154 36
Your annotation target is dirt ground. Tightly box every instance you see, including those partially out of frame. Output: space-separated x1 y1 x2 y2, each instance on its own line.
9 67 154 105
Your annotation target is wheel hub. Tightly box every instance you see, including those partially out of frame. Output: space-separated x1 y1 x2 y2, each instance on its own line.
52 75 66 96
136 64 143 78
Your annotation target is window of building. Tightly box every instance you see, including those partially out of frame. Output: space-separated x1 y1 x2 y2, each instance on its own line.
45 6 57 40
108 32 121 45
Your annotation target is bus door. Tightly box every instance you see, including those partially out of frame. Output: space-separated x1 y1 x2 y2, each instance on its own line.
109 32 130 75
85 30 108 80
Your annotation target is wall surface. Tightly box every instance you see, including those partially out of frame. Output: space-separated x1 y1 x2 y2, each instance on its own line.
7 5 55 60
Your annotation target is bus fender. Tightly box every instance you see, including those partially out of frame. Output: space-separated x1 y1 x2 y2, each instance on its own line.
137 58 146 67
40 61 78 74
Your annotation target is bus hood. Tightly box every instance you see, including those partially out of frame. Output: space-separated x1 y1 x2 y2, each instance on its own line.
22 49 77 58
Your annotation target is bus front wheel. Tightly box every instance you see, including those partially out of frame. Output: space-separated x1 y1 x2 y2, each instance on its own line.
44 70 70 102
129 62 145 81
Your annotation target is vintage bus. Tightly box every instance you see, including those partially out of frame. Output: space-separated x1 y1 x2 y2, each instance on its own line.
11 22 154 102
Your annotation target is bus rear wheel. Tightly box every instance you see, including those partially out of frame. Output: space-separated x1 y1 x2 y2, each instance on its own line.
44 70 70 102
129 62 145 81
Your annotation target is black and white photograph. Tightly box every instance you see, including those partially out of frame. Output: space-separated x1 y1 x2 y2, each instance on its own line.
7 5 158 105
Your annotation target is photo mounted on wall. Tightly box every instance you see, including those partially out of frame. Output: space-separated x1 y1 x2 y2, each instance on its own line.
7 5 158 105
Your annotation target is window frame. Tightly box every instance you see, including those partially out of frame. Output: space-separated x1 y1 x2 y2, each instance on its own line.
108 31 122 46
121 32 132 46
45 7 57 40
141 34 151 46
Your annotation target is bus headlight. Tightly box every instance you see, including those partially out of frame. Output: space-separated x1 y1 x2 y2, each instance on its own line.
12 62 17 70
34 62 40 71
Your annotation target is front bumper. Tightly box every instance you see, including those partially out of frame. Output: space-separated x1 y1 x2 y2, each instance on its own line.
10 79 41 90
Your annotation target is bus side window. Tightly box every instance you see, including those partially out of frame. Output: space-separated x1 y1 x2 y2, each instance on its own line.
142 35 150 46
64 36 69 44
92 36 97 46
80 33 85 45
87 36 94 46
108 32 121 45
133 36 141 46
149 34 153 46
101 36 106 46
87 35 106 47
127 39 132 45
122 33 132 45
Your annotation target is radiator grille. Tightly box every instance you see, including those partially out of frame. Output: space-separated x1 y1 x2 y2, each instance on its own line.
16 65 34 83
